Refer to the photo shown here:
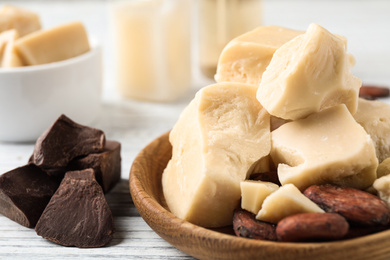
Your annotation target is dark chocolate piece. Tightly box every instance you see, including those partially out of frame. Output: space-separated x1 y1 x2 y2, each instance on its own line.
0 165 60 228
67 140 121 193
35 169 115 248
31 114 105 170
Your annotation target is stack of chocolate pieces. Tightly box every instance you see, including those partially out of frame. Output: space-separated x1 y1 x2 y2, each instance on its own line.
0 114 121 248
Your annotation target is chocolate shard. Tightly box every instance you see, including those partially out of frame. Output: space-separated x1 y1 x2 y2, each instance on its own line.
35 169 115 248
0 164 61 228
31 114 105 170
67 140 121 193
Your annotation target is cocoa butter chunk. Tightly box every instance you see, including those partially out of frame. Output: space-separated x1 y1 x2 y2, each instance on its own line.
276 212 349 242
14 21 90 65
162 82 271 228
304 184 390 226
353 98 390 163
257 24 361 120
0 5 41 37
32 114 105 170
256 183 324 224
67 140 121 193
35 169 115 248
240 180 279 215
0 165 60 228
215 25 303 86
271 104 378 191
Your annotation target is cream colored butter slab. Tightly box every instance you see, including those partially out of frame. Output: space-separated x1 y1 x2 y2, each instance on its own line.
271 104 378 191
0 29 23 68
377 158 390 179
373 175 390 207
215 24 354 87
240 180 279 215
15 21 90 65
215 25 303 86
162 82 271 228
354 98 390 163
257 23 361 120
0 29 12 61
256 183 324 224
0 5 41 37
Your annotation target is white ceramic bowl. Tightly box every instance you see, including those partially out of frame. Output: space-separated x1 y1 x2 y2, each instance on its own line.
0 42 102 142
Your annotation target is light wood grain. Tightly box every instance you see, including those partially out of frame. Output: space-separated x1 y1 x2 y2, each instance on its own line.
0 178 194 260
130 132 390 260
0 100 193 259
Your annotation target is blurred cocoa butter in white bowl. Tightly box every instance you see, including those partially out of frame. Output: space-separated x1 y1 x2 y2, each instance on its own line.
0 5 102 142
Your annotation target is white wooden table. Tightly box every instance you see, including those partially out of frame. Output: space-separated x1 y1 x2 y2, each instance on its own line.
0 0 389 259
0 95 198 259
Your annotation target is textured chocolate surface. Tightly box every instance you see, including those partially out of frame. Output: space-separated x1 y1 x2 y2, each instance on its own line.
31 114 105 170
67 140 121 193
0 164 60 228
35 169 115 248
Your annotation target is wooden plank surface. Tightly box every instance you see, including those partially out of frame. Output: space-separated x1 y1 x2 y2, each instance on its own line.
0 179 194 259
0 98 196 259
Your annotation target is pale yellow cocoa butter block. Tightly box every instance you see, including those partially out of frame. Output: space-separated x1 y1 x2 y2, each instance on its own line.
256 183 324 224
377 158 390 179
215 25 303 86
257 23 361 120
240 180 279 215
354 98 390 163
162 82 271 228
0 29 24 68
215 24 355 87
0 5 41 37
15 21 90 65
373 175 390 207
271 104 378 191
0 30 11 61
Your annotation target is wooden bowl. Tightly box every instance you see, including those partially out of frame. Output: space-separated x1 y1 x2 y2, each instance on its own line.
129 132 390 260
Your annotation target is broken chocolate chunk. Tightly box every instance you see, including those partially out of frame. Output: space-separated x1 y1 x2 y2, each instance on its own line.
31 114 105 170
67 140 121 193
0 164 60 228
35 169 115 248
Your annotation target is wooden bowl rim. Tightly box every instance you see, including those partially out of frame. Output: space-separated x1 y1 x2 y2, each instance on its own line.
129 131 390 259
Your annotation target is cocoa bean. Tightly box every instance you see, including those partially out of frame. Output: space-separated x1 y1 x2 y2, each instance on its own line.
276 212 349 242
232 208 277 241
304 184 390 226
249 171 281 186
359 85 390 100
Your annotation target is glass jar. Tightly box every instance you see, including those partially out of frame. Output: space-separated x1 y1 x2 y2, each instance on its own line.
109 0 192 102
198 0 263 79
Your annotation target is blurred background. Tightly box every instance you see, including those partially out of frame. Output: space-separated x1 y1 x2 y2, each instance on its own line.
1 0 388 104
